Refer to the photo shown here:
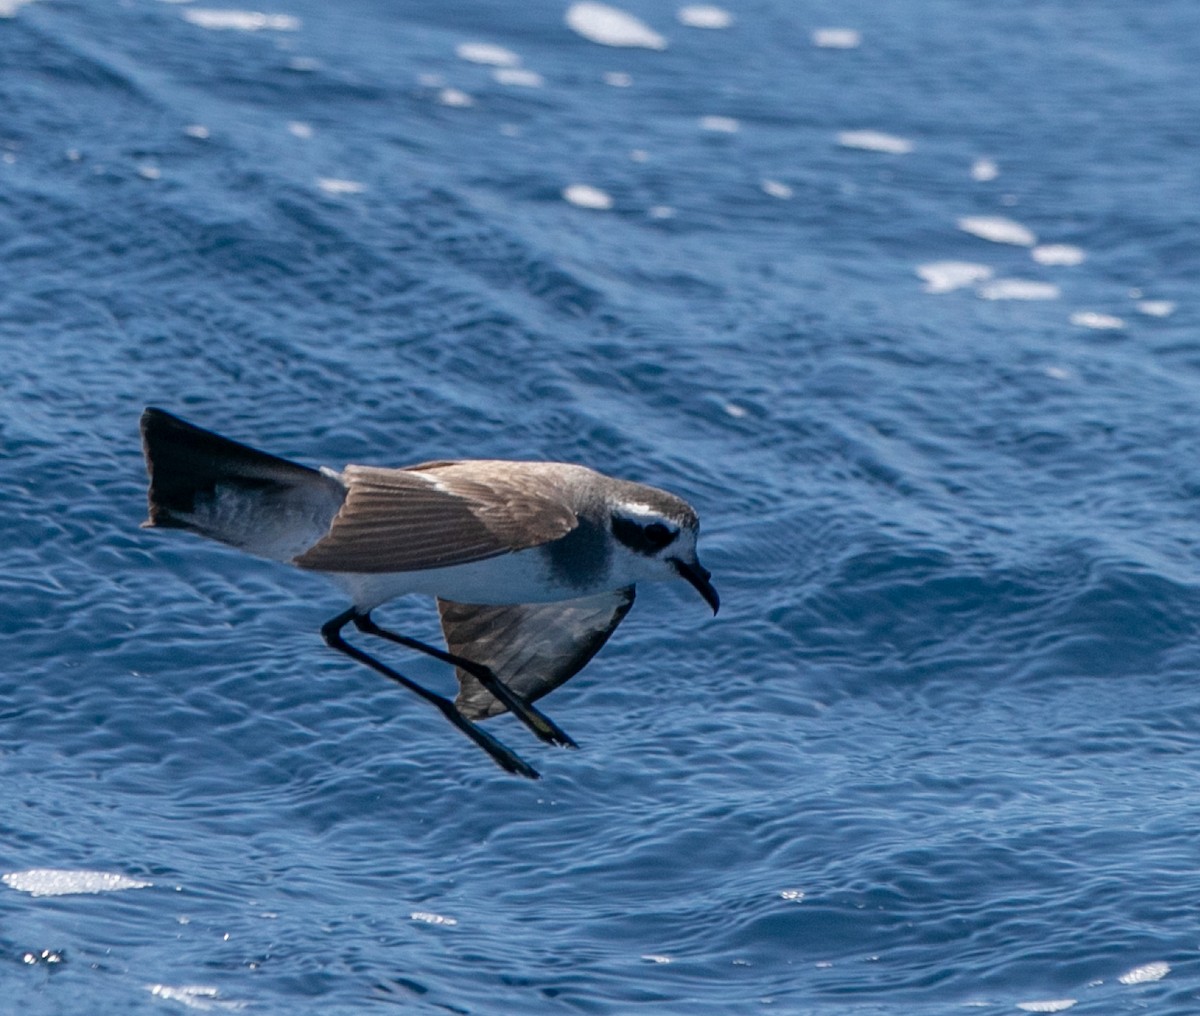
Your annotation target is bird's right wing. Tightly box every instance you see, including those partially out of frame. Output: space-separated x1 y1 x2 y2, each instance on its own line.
439 588 637 720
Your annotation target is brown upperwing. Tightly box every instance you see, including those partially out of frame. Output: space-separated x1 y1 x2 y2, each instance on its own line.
293 461 580 574
440 587 637 719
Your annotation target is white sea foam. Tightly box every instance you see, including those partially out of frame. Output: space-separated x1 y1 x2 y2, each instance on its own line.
916 261 993 294
837 130 913 154
184 124 211 139
0 0 38 16
1032 244 1085 266
566 3 667 49
603 71 633 87
812 28 861 49
641 953 673 963
3 868 152 896
455 42 520 67
287 121 313 139
182 9 300 31
761 179 793 199
958 215 1036 246
563 184 613 210
1070 310 1124 330
1118 961 1169 984
1016 1002 1076 1014
700 115 739 133
977 279 1060 301
677 5 732 28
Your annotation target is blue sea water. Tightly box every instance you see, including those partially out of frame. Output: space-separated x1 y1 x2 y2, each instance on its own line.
2 0 1200 1011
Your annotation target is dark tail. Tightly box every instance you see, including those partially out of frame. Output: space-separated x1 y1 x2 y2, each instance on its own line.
140 408 345 560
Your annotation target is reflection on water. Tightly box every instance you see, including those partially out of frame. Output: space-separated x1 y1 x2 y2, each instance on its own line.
958 215 1037 246
677 6 733 30
563 183 614 209
977 279 1061 300
1032 244 1086 266
917 261 993 293
837 129 914 154
566 2 667 49
3 868 153 896
181 9 300 32
812 27 862 49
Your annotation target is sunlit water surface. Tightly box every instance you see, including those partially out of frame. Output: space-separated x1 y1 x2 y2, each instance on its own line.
2 1 1199 1012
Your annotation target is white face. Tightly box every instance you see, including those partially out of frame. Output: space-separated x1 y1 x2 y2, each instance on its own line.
610 506 694 578
608 502 718 613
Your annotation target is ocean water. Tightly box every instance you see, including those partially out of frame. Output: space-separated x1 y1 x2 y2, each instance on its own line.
2 0 1199 1012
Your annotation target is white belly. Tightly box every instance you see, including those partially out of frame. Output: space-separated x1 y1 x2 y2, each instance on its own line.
320 548 597 610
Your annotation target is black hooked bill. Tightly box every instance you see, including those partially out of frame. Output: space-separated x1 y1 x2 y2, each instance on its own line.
672 558 719 615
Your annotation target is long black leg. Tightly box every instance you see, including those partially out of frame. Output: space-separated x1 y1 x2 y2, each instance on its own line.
353 613 579 749
321 608 540 780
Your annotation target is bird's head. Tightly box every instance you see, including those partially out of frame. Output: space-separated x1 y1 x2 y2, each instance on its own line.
607 490 719 614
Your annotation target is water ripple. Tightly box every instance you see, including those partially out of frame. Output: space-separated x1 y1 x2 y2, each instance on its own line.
3 0 1200 1013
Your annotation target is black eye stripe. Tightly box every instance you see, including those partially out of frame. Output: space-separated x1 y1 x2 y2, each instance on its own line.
612 515 678 555
644 522 673 547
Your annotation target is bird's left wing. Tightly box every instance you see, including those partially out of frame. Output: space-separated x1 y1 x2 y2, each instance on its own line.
293 463 579 573
438 588 636 720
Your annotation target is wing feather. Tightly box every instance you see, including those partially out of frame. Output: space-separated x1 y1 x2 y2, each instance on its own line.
293 462 581 573
440 588 636 720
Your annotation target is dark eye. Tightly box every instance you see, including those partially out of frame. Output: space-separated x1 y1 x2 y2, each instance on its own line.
612 515 679 555
643 522 676 549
